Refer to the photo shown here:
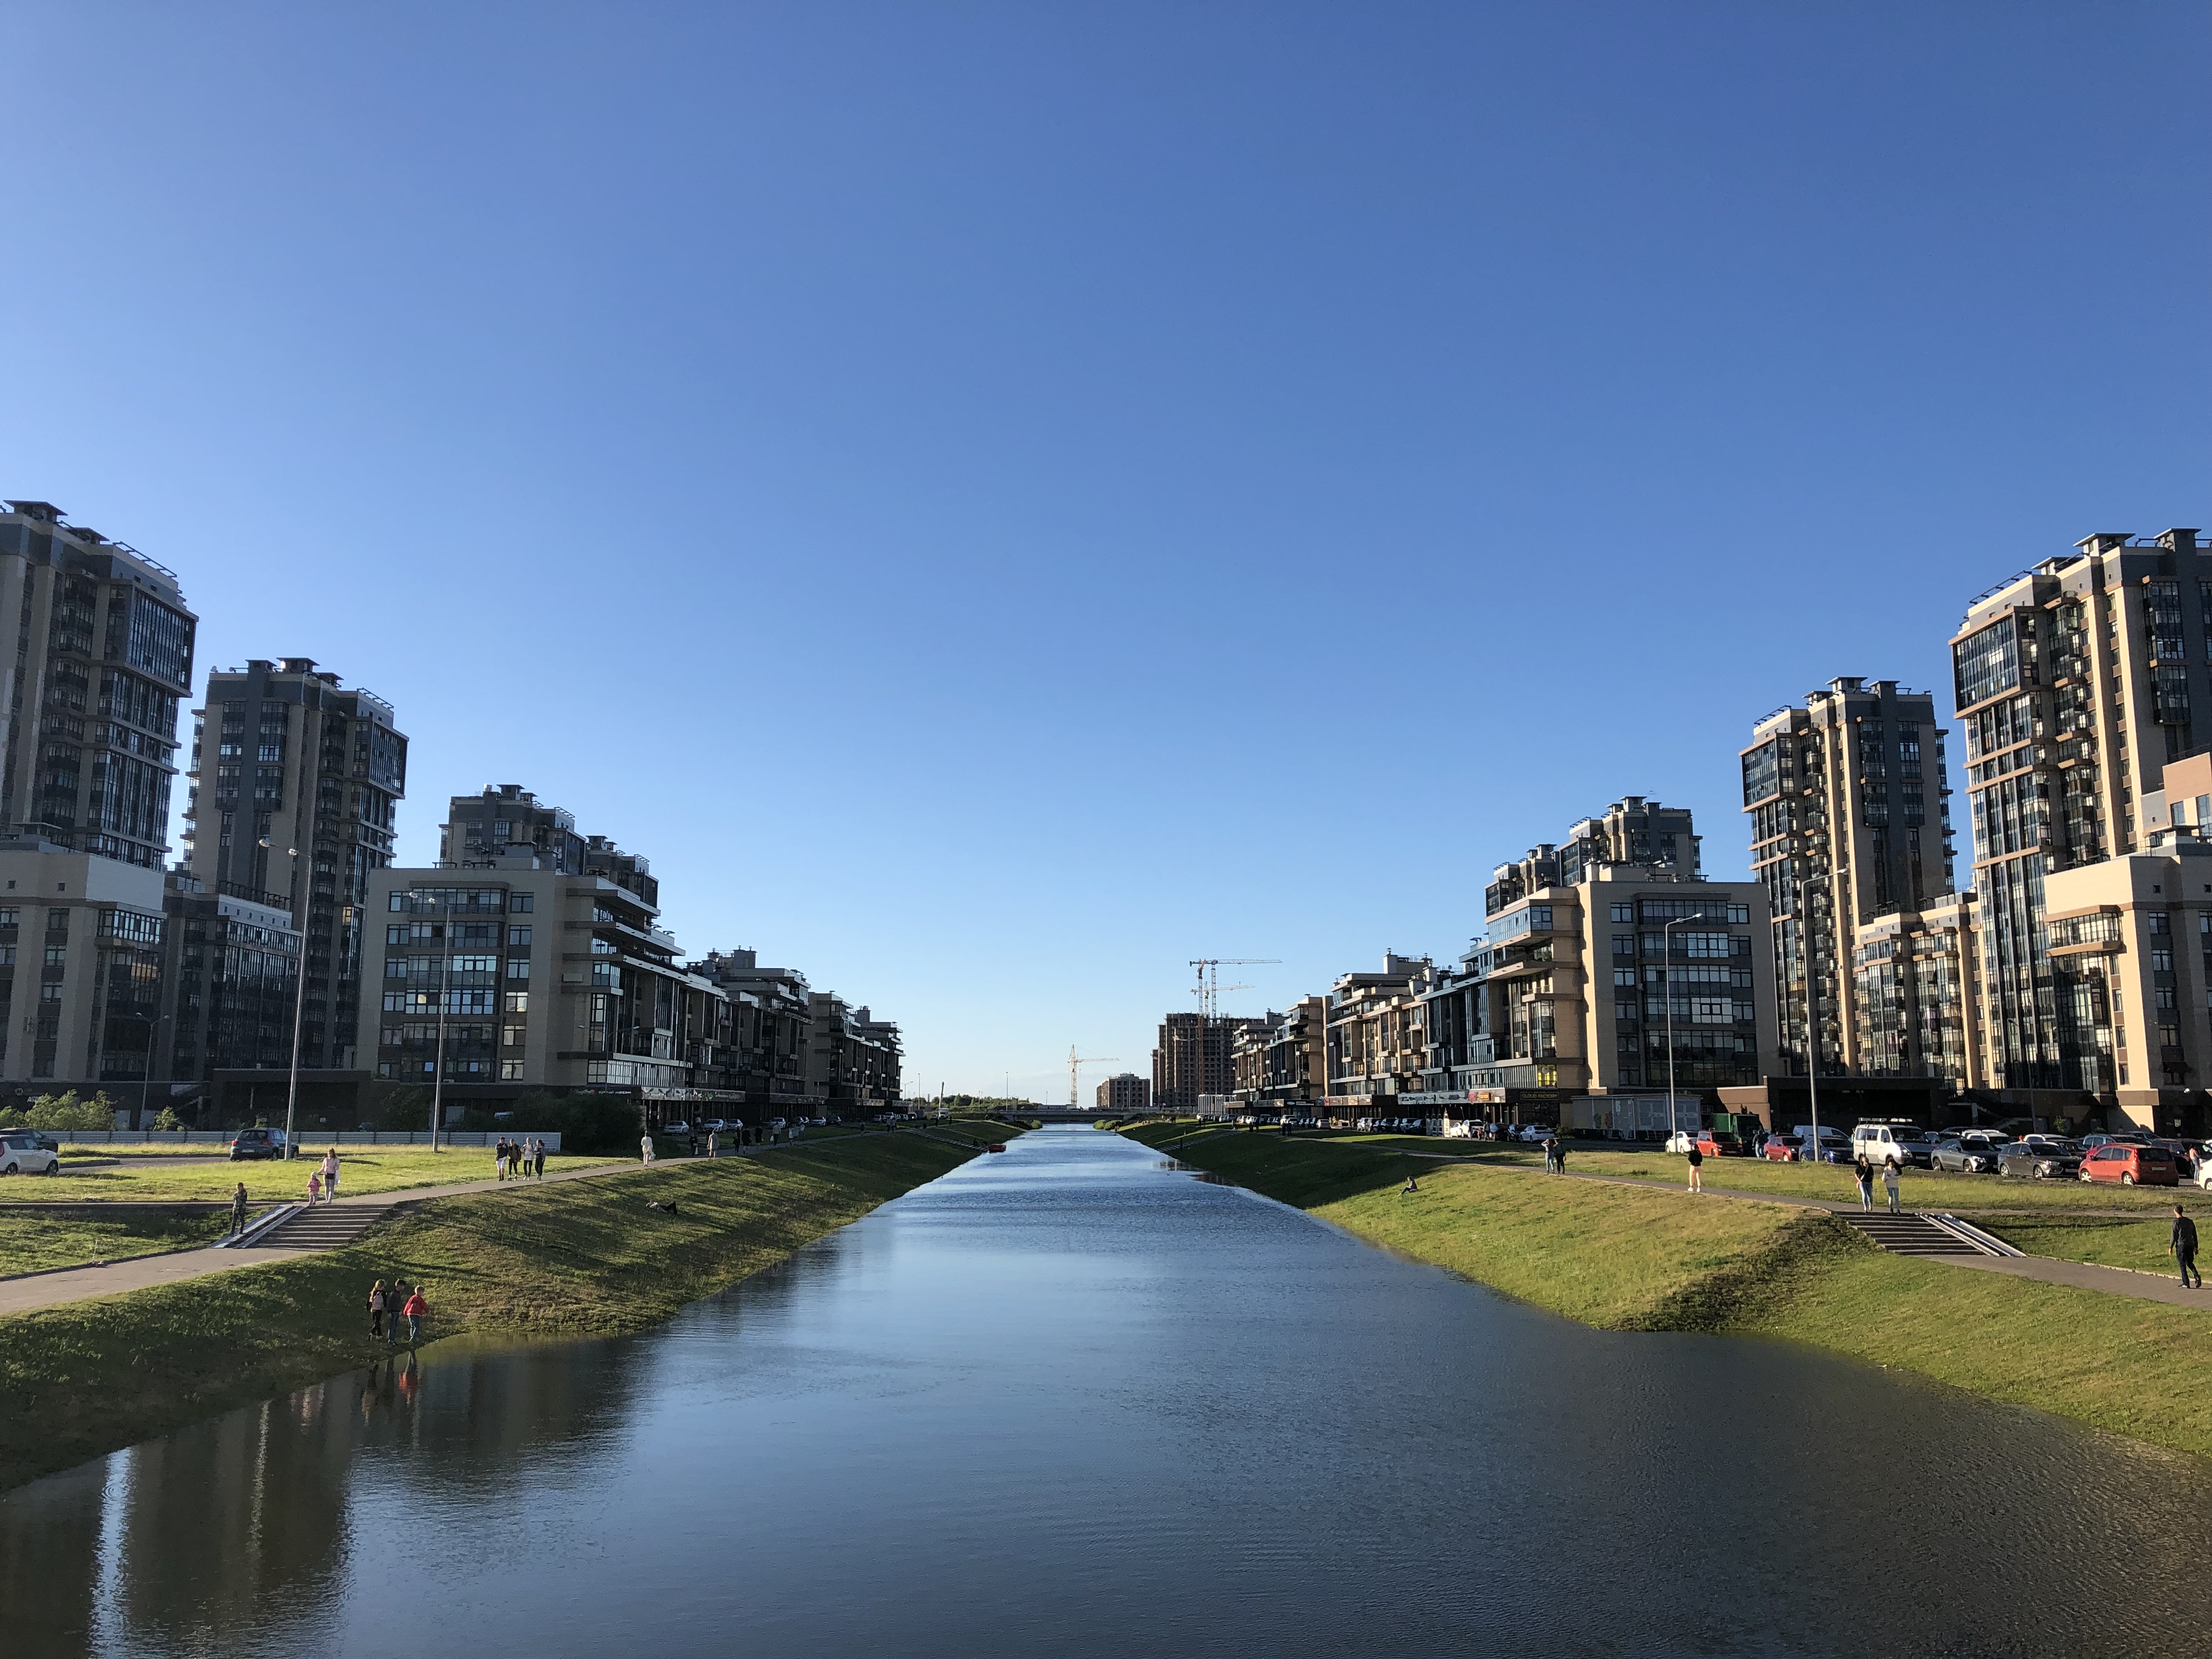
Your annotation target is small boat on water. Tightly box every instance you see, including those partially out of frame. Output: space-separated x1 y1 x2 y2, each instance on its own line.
986 1144 1007 1153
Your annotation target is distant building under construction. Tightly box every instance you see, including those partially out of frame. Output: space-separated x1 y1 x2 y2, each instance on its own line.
1151 1011 1265 1111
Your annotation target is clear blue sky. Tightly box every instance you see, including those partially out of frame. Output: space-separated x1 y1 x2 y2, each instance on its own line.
4 4 2205 1101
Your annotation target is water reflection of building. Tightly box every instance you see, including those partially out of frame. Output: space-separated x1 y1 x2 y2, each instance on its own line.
0 1339 658 1656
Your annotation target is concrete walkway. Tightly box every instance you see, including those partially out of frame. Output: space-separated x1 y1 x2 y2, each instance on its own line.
0 1156 639 1317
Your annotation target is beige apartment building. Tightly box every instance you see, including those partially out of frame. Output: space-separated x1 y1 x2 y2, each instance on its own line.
1948 529 2212 1118
1323 955 1434 1111
1742 679 1957 1080
1152 1012 1261 1111
0 835 168 1095
1095 1071 1150 1113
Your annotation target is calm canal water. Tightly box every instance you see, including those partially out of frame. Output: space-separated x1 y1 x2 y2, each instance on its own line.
7 1126 2210 1657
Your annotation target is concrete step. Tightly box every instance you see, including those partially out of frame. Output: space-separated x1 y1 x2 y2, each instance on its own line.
1836 1212 1989 1256
252 1204 389 1251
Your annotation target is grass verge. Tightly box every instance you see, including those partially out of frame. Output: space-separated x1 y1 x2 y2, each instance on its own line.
0 1210 232 1278
0 1132 975 1493
1140 1131 2212 1459
6 1147 620 1205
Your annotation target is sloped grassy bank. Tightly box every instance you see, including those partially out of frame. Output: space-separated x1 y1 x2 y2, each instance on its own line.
0 1133 981 1492
1137 1130 2212 1459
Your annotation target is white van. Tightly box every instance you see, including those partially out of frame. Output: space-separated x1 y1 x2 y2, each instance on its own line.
1850 1122 1917 1168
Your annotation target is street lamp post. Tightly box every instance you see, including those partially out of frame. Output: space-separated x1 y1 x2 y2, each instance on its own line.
428 951 450 1152
281 894 306 1161
138 1012 172 1133
1662 913 1714 1144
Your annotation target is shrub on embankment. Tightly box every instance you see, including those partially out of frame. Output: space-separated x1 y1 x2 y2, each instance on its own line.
1141 1132 2212 1460
0 1134 974 1493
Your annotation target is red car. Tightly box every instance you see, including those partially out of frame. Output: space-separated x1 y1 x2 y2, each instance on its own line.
2078 1143 2179 1187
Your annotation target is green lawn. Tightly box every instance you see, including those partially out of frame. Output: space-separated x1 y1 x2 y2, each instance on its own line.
1982 1215 2187 1276
0 1210 232 1278
0 1132 978 1492
4 1146 622 1204
1131 1126 2212 1461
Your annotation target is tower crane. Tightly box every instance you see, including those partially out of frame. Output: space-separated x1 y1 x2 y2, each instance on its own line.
1069 1046 1120 1111
1188 959 1282 1020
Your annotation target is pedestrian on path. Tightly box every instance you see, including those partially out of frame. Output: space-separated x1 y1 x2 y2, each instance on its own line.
1543 1133 1559 1174
533 1137 546 1178
308 1170 323 1206
2172 1206 2202 1289
402 1284 427 1346
1853 1155 1875 1212
230 1180 250 1237
495 1137 512 1180
707 1129 719 1160
368 1280 387 1339
1686 1142 1704 1194
321 1148 341 1200
1883 1161 1902 1214
641 1132 656 1165
1554 1138 1568 1173
386 1280 405 1346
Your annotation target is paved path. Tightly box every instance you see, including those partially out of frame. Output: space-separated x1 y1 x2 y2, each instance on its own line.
0 1158 639 1317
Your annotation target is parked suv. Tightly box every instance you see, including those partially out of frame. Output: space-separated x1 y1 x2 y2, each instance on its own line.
1932 1131 2010 1173
0 1130 61 1175
227 1127 287 1162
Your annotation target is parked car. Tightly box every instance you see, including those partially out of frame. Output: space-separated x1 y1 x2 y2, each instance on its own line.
1788 1126 1853 1163
1932 1132 2009 1173
661 1121 691 1137
1849 1122 1922 1169
2080 1143 2180 1187
0 1130 61 1175
227 1127 287 1162
1999 1139 2081 1181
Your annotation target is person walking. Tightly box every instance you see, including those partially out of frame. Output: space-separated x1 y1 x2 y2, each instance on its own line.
1854 1155 1875 1212
2172 1206 2202 1289
386 1280 405 1346
368 1279 387 1339
706 1128 719 1161
321 1148 341 1201
402 1284 428 1346
496 1137 512 1180
641 1131 656 1165
229 1180 250 1238
307 1169 324 1206
533 1137 546 1178
1883 1159 1902 1215
1686 1140 1705 1194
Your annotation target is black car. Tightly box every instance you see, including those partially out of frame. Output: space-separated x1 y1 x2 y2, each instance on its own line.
1932 1132 2009 1173
1998 1139 2081 1180
227 1127 287 1161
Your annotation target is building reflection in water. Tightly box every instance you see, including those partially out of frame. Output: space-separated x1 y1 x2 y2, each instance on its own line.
0 1332 656 1658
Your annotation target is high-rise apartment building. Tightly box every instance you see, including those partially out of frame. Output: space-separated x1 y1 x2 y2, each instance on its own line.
1741 679 1957 1077
1152 1012 1261 1111
159 870 300 1090
0 501 195 870
184 659 405 1071
442 785 586 872
1949 531 2209 1101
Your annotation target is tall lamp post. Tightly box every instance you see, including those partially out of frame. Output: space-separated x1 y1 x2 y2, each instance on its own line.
275 848 306 1161
428 951 451 1152
1663 913 1714 1144
138 1012 172 1133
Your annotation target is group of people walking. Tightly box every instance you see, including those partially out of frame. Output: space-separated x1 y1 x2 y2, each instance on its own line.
367 1279 430 1345
495 1136 546 1180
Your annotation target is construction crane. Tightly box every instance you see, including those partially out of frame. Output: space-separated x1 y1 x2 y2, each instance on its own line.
1188 958 1282 1020
1068 1046 1120 1110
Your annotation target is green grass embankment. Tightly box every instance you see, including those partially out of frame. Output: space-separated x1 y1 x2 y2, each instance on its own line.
1140 1132 2212 1459
0 1132 975 1493
0 1210 232 1278
9 1146 620 1205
